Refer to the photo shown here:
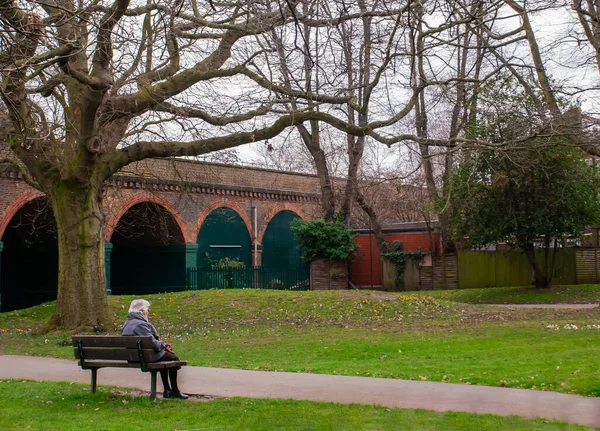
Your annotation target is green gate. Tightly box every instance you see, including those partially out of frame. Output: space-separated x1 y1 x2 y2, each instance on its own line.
262 210 306 268
197 207 252 268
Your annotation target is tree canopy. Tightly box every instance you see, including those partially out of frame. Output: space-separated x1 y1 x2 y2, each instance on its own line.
447 144 600 288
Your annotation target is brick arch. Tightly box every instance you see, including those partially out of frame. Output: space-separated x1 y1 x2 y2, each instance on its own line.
191 199 253 242
104 192 190 243
258 203 306 244
0 190 45 240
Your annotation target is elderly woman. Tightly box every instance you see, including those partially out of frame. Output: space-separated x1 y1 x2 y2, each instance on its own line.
122 298 188 399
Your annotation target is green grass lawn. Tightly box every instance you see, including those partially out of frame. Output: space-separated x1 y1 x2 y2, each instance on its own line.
0 379 593 431
1 288 599 396
423 284 600 304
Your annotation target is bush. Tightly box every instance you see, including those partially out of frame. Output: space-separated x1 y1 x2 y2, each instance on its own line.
291 218 357 262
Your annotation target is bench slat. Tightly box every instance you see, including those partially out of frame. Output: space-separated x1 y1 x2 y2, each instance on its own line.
78 360 142 369
145 361 187 370
74 348 157 362
72 335 154 349
77 360 187 370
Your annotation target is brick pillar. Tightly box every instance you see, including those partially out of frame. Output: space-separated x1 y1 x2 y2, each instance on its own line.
253 243 262 267
104 243 113 295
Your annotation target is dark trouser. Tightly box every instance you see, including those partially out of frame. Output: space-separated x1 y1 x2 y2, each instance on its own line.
159 351 182 392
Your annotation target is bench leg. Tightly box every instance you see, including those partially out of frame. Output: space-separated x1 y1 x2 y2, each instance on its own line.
90 368 98 393
150 371 157 401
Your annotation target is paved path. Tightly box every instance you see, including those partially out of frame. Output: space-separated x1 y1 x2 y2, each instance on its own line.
1 355 599 427
490 303 599 309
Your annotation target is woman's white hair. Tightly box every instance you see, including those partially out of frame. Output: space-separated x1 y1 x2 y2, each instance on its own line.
129 299 150 313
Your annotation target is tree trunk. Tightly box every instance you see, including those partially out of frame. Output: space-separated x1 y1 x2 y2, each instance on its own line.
355 190 387 253
523 247 551 289
439 213 456 254
47 180 109 330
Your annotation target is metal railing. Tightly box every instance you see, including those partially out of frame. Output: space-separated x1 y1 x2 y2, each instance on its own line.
186 266 309 291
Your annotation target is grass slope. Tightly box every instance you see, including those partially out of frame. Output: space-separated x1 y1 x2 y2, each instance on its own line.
0 288 599 396
423 284 600 304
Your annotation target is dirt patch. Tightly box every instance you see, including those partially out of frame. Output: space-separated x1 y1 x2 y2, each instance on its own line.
111 389 221 402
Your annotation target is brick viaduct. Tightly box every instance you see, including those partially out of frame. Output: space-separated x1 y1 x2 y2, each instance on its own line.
0 158 323 310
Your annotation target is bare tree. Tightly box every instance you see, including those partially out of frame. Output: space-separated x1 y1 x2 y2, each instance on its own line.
0 0 376 329
5 0 591 329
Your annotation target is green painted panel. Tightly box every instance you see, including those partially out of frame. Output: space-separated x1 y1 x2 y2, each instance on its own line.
535 248 576 285
495 250 532 287
262 211 303 269
457 250 496 289
111 244 191 295
104 243 113 295
197 208 251 268
456 248 578 289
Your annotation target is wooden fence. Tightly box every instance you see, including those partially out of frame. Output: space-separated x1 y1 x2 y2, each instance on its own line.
415 254 458 290
575 248 600 284
411 248 600 290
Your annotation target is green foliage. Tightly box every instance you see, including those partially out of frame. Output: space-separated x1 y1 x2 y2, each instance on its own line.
381 241 426 286
210 257 246 270
447 144 600 251
291 218 357 262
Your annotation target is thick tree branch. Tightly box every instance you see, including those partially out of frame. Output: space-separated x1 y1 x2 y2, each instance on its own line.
152 101 276 125
0 157 41 189
106 7 296 120
92 0 130 85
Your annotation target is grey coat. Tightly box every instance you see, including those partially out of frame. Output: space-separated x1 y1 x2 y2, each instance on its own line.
121 315 166 361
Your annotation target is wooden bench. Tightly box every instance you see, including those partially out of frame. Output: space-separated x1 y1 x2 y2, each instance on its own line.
72 335 187 400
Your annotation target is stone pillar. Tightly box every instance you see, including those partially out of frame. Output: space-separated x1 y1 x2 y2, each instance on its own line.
104 243 113 295
184 243 199 290
184 243 198 269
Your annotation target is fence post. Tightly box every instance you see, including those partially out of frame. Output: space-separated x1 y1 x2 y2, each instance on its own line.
594 248 598 283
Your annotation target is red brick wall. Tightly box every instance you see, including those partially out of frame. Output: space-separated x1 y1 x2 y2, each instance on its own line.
350 232 440 287
0 160 322 244
120 158 321 195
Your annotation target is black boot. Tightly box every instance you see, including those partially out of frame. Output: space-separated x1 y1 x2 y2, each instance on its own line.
168 369 189 399
160 370 171 398
168 390 189 399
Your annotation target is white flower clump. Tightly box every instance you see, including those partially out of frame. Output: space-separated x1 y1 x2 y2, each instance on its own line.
546 323 600 330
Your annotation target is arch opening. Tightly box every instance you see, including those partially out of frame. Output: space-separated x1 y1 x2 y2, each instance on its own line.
110 202 187 295
262 210 304 269
196 207 252 269
261 210 308 290
1 197 58 311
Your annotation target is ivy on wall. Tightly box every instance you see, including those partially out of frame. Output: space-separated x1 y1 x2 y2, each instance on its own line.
381 241 425 287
